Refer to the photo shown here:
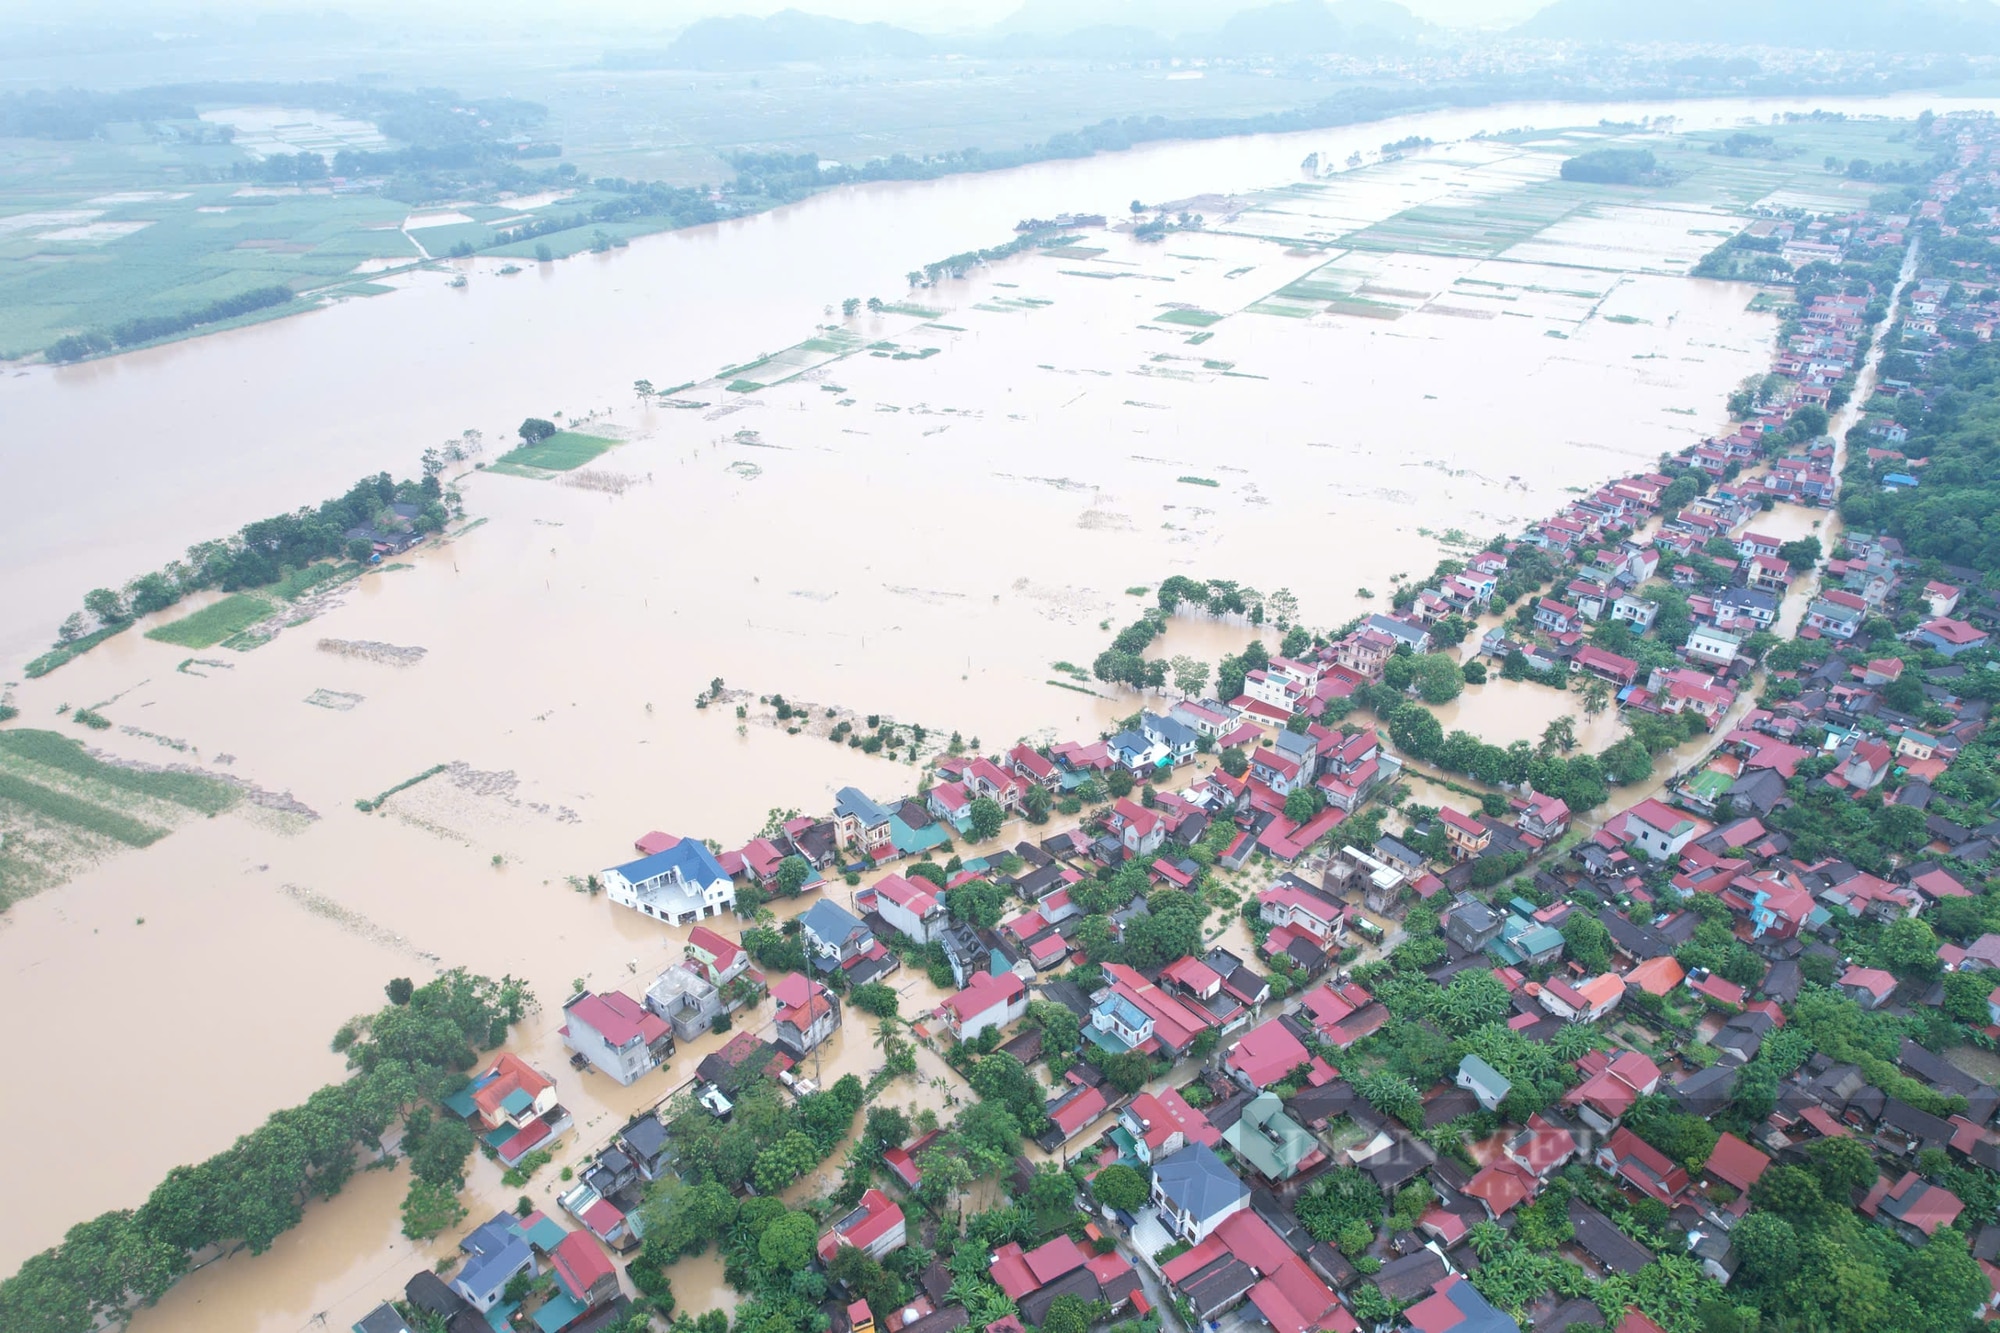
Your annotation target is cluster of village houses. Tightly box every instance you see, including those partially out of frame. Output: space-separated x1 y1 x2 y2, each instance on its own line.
355 128 2000 1333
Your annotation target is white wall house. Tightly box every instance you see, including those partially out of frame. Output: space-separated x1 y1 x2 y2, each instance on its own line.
601 839 735 926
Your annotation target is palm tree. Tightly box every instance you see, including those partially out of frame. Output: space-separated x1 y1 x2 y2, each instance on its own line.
1582 680 1612 719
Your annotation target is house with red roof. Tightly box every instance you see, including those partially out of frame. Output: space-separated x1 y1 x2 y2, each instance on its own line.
1575 645 1639 687
633 830 679 856
773 973 840 1056
1837 737 1894 791
1538 973 1625 1025
1007 743 1059 788
561 991 673 1086
882 1128 943 1191
1617 799 1706 861
817 1189 906 1264
1464 1158 1539 1219
926 780 974 828
1685 969 1745 1008
470 1053 558 1131
1159 1207 1355 1333
1839 965 1898 1010
1913 617 1990 658
990 1236 1142 1327
1107 799 1165 857
1224 1017 1311 1090
684 926 748 985
1090 963 1215 1058
1596 1127 1688 1206
967 757 1026 812
938 970 1027 1042
1119 1088 1221 1164
1563 1050 1661 1133
1259 880 1345 943
1438 806 1491 861
1042 1081 1111 1145
1505 1113 1578 1178
1518 790 1570 842
1402 1274 1513 1333
1863 1171 1964 1241
549 1230 619 1309
874 873 945 944
1703 1133 1770 1193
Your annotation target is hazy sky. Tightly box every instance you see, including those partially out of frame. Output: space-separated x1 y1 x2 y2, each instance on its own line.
648 0 1550 29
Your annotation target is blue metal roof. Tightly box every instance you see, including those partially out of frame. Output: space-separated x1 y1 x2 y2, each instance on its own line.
457 1234 532 1302
611 837 728 886
801 898 866 944
833 786 891 825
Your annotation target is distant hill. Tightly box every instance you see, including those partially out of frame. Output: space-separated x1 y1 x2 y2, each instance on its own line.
1514 0 2000 53
992 0 1265 38
663 9 933 67
1210 0 1428 53
987 24 1174 58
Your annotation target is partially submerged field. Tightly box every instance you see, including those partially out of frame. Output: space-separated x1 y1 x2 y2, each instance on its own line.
489 430 619 475
0 730 238 907
144 592 275 648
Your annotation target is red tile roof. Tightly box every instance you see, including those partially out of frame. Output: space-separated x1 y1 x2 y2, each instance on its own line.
550 1231 613 1302
1704 1132 1770 1192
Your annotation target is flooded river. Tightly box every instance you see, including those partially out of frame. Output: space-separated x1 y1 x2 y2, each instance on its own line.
0 94 1962 1331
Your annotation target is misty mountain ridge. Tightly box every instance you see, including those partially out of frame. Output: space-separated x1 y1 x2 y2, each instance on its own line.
663 8 932 68
1517 0 2000 53
658 0 1428 68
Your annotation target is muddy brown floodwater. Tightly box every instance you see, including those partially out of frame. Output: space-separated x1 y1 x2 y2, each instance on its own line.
0 97 1952 1333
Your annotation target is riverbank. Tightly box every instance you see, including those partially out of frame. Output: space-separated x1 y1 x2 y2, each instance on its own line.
1 91 1984 667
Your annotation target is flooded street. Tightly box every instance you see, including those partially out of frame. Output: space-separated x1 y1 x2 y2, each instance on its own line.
0 94 1944 1333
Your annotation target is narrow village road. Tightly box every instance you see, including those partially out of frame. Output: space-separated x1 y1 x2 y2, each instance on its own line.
1580 235 1923 833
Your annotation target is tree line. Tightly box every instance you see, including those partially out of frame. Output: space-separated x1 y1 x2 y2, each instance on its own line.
47 284 296 363
36 467 447 675
0 970 530 1333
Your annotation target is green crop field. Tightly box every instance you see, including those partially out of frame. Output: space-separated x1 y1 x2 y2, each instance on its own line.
0 729 241 905
493 431 618 471
144 593 274 648
1156 309 1224 327
0 730 239 816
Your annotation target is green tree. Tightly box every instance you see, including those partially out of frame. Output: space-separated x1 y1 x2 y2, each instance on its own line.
773 855 812 897
1802 1135 1875 1198
518 417 557 444
1026 1000 1081 1056
1877 916 1941 980
400 1179 466 1240
1560 915 1612 972
757 1211 818 1272
1437 968 1512 1035
849 983 899 1018
1219 748 1249 777
1749 1164 1824 1220
967 796 1005 841
1730 1211 1798 1287
1040 1294 1097 1333
1090 1164 1147 1213
1415 653 1463 704
1388 704 1443 762
1284 785 1321 825
1171 655 1211 698
407 1118 474 1188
